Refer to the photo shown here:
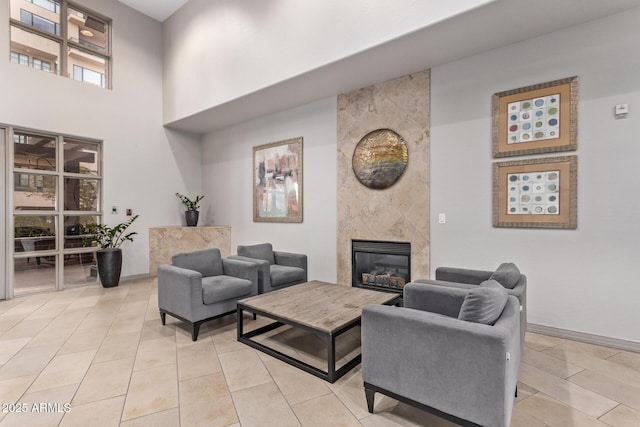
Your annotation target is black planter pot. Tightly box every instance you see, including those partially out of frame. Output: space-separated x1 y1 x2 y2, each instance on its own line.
96 248 122 288
185 210 199 227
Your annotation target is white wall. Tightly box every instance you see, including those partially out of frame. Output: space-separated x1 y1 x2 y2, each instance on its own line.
201 97 338 284
430 8 640 342
162 0 493 124
0 0 202 279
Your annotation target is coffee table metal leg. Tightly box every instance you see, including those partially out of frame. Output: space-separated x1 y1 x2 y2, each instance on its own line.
237 306 244 340
328 333 336 383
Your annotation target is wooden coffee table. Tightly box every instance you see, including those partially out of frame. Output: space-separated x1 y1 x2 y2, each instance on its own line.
237 280 400 383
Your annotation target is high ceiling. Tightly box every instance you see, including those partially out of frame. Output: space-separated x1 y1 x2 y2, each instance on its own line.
117 0 189 22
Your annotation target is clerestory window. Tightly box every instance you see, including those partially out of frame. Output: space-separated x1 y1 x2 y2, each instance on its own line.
9 0 112 89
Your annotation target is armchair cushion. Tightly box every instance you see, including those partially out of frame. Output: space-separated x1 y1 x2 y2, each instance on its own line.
201 275 254 304
270 264 306 287
172 248 223 278
490 262 521 289
458 280 508 325
237 243 275 265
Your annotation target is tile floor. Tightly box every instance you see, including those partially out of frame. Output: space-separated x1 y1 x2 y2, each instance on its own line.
1 277 639 426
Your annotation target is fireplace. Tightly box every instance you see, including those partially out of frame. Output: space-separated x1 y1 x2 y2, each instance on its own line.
352 240 411 294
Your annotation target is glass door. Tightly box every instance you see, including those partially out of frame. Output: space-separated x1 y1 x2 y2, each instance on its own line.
7 127 102 298
13 131 59 295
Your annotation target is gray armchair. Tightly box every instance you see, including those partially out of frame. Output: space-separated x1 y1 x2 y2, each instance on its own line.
229 243 307 294
362 282 521 427
157 248 258 341
413 263 527 345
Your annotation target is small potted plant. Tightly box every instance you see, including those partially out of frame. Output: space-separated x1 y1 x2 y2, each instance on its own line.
84 215 139 287
176 193 204 226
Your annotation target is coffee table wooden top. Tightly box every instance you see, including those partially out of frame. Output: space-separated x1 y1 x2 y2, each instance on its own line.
238 280 399 333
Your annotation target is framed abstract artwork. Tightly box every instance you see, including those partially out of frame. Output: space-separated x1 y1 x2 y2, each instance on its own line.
253 137 303 223
492 76 578 158
493 156 577 229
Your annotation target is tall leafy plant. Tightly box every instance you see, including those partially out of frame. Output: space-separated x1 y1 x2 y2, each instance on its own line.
84 215 139 249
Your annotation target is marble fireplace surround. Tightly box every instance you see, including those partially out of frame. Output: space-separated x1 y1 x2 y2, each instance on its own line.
337 70 430 286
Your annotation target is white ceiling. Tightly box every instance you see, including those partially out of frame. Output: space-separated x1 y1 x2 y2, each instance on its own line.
117 0 188 22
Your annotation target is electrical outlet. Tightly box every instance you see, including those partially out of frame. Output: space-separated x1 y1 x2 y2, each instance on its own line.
438 213 446 224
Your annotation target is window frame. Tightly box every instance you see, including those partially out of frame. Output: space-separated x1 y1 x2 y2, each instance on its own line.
9 0 112 89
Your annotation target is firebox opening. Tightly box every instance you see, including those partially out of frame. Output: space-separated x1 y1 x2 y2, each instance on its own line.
352 240 411 293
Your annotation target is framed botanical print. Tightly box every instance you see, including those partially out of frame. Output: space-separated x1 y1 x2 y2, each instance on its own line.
493 76 578 158
253 137 303 223
493 156 577 229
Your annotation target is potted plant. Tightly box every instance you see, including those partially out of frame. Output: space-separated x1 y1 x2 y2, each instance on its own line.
176 193 204 226
84 215 139 288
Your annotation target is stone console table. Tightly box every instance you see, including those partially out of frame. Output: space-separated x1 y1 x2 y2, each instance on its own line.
149 226 231 277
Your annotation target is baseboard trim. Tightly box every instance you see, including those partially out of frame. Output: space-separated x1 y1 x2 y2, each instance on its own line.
527 323 640 353
119 273 151 283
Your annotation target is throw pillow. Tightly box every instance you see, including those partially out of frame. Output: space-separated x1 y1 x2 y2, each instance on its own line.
458 284 508 325
489 262 521 289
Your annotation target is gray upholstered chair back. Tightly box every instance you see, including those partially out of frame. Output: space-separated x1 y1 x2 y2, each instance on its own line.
172 248 223 277
237 243 275 265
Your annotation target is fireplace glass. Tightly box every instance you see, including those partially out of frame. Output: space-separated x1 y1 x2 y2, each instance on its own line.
352 240 410 292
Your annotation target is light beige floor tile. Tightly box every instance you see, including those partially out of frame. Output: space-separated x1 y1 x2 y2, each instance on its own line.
74 309 118 331
232 381 301 427
607 350 640 373
27 349 96 393
219 348 271 392
515 382 539 403
119 408 180 427
0 318 51 341
133 336 176 371
65 295 103 311
263 358 331 405
544 345 640 386
0 344 59 381
58 326 110 355
211 319 246 354
0 383 77 427
524 332 563 352
177 339 221 381
569 369 640 411
23 301 69 321
179 372 238 427
23 308 91 348
514 392 609 427
93 331 140 363
292 393 361 427
0 375 37 422
544 339 620 360
0 337 31 365
0 314 28 333
519 363 618 418
121 364 179 421
73 357 134 405
600 404 640 426
509 407 550 427
59 395 125 427
522 346 584 379
327 366 396 420
107 311 146 336
140 318 176 342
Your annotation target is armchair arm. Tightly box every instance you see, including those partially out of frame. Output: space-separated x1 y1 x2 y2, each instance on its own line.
435 266 493 285
403 282 466 318
362 297 520 427
222 258 259 294
274 251 307 274
228 255 271 292
157 264 203 322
